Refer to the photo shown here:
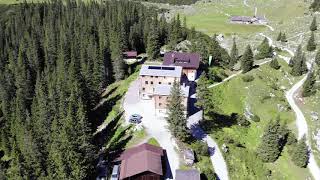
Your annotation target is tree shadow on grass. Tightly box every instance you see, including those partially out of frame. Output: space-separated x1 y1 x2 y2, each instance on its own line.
93 111 124 148
200 112 238 133
90 94 123 130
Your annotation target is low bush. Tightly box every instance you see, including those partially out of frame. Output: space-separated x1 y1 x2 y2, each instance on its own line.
191 141 209 157
252 115 261 122
242 75 255 82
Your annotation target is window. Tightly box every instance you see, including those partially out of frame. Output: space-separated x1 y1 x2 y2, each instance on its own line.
166 97 169 100
159 96 162 99
145 81 148 84
159 103 162 106
159 82 162 84
151 81 153 85
142 75 145 77
155 76 158 78
151 76 154 78
168 82 172 85
142 88 145 91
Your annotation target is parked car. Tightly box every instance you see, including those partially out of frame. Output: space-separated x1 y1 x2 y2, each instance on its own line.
110 165 120 180
129 114 142 124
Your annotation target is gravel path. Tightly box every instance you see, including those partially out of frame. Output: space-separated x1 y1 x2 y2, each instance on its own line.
187 110 229 180
123 80 180 180
286 74 320 180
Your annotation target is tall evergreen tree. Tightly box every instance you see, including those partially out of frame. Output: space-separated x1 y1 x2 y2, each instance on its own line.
310 16 317 31
229 38 239 68
269 58 281 70
276 32 282 41
166 81 190 142
257 120 288 163
241 45 254 73
315 49 320 67
291 45 308 76
195 73 212 115
256 37 273 59
302 72 316 97
310 0 320 12
281 33 287 42
307 32 317 51
290 136 309 168
146 26 160 60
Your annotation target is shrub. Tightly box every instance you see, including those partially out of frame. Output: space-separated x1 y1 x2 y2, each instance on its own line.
191 141 209 157
286 132 297 145
208 67 228 82
252 115 261 122
199 158 217 180
235 114 250 127
148 137 160 147
242 75 254 82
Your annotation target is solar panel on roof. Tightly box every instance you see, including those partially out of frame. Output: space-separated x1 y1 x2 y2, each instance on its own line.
148 66 162 70
162 67 175 70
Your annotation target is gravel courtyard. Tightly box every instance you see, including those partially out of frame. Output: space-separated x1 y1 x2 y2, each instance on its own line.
123 79 180 180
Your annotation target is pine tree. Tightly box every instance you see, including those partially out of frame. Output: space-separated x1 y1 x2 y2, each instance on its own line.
291 45 308 76
302 72 316 97
241 45 254 73
310 17 317 31
281 33 287 42
110 30 125 81
195 73 212 115
276 32 282 41
307 32 317 51
290 136 309 168
166 81 190 142
310 0 320 12
229 38 239 68
146 26 160 60
269 58 281 70
257 120 287 162
315 49 320 67
256 37 273 59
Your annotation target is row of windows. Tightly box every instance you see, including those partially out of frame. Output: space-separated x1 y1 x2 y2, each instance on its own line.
145 81 172 85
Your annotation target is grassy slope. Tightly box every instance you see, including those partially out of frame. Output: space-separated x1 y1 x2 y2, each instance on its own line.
209 60 311 179
298 85 320 165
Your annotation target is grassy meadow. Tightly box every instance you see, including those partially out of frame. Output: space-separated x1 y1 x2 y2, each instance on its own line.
207 60 312 179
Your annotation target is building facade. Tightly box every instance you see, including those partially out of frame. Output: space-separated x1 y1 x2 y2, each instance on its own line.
139 65 182 99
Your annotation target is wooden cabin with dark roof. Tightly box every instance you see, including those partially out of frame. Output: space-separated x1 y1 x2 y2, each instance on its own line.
116 143 165 180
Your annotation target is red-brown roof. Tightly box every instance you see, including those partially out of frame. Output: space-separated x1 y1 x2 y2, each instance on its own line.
118 143 164 180
123 51 137 57
163 52 200 69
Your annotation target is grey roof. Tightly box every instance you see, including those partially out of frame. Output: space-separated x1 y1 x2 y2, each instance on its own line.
154 84 189 97
230 16 252 22
184 149 195 160
175 169 200 180
139 65 182 78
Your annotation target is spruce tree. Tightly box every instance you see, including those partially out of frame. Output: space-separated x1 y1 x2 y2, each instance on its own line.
291 45 308 76
281 33 287 42
256 37 273 59
315 49 320 67
307 32 317 51
146 27 160 60
229 38 239 68
276 32 282 41
310 0 320 12
256 119 288 163
269 58 281 70
310 17 317 31
302 72 316 97
241 45 254 73
166 81 190 142
290 136 309 168
195 73 212 115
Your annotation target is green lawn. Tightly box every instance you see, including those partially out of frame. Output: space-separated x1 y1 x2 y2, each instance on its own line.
208 60 311 179
183 1 266 36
